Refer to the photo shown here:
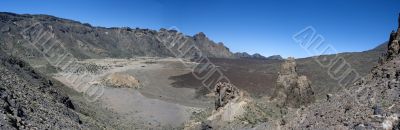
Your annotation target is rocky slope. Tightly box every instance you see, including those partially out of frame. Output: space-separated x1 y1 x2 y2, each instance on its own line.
280 14 400 130
0 50 85 129
0 12 233 61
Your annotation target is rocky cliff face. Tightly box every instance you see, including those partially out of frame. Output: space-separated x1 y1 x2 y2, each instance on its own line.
273 57 315 108
386 14 400 61
0 12 234 60
281 14 400 130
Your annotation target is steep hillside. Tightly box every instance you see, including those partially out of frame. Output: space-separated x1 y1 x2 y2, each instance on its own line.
0 12 233 61
281 15 400 129
0 50 84 129
296 42 387 98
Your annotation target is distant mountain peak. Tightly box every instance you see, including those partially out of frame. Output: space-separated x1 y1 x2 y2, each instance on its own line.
0 12 235 59
234 52 283 60
194 32 207 40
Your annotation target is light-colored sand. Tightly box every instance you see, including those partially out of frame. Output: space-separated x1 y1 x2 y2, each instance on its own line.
53 57 211 128
101 87 193 127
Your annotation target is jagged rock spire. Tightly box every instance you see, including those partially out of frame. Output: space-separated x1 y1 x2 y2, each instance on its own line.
273 58 315 108
214 82 240 110
397 13 400 28
280 57 297 76
397 13 400 34
386 14 400 60
390 30 396 42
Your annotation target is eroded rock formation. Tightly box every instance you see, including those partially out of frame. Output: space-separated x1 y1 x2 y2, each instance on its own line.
274 57 315 108
386 13 400 60
214 82 241 110
206 82 249 123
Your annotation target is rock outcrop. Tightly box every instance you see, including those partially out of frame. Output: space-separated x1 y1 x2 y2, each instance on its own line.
214 82 241 110
386 13 400 60
273 57 315 108
281 13 400 130
209 82 248 120
206 82 275 129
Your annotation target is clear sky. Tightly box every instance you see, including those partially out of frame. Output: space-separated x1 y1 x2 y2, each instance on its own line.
0 0 399 58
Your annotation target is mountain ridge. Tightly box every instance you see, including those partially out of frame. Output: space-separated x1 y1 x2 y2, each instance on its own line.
0 12 235 60
0 12 294 61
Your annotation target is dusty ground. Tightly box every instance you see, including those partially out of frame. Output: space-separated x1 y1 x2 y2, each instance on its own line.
171 54 381 99
49 53 382 129
53 57 213 128
170 58 282 98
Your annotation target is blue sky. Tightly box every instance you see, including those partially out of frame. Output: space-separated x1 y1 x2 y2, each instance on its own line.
0 0 399 58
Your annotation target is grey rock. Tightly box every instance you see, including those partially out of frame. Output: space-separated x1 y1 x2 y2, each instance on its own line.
372 104 383 115
273 57 315 108
234 52 282 60
0 50 84 129
233 52 251 58
266 55 283 60
0 12 234 60
214 82 240 110
281 14 400 129
386 14 400 61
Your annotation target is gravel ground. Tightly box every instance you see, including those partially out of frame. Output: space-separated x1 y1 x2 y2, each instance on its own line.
53 57 211 128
